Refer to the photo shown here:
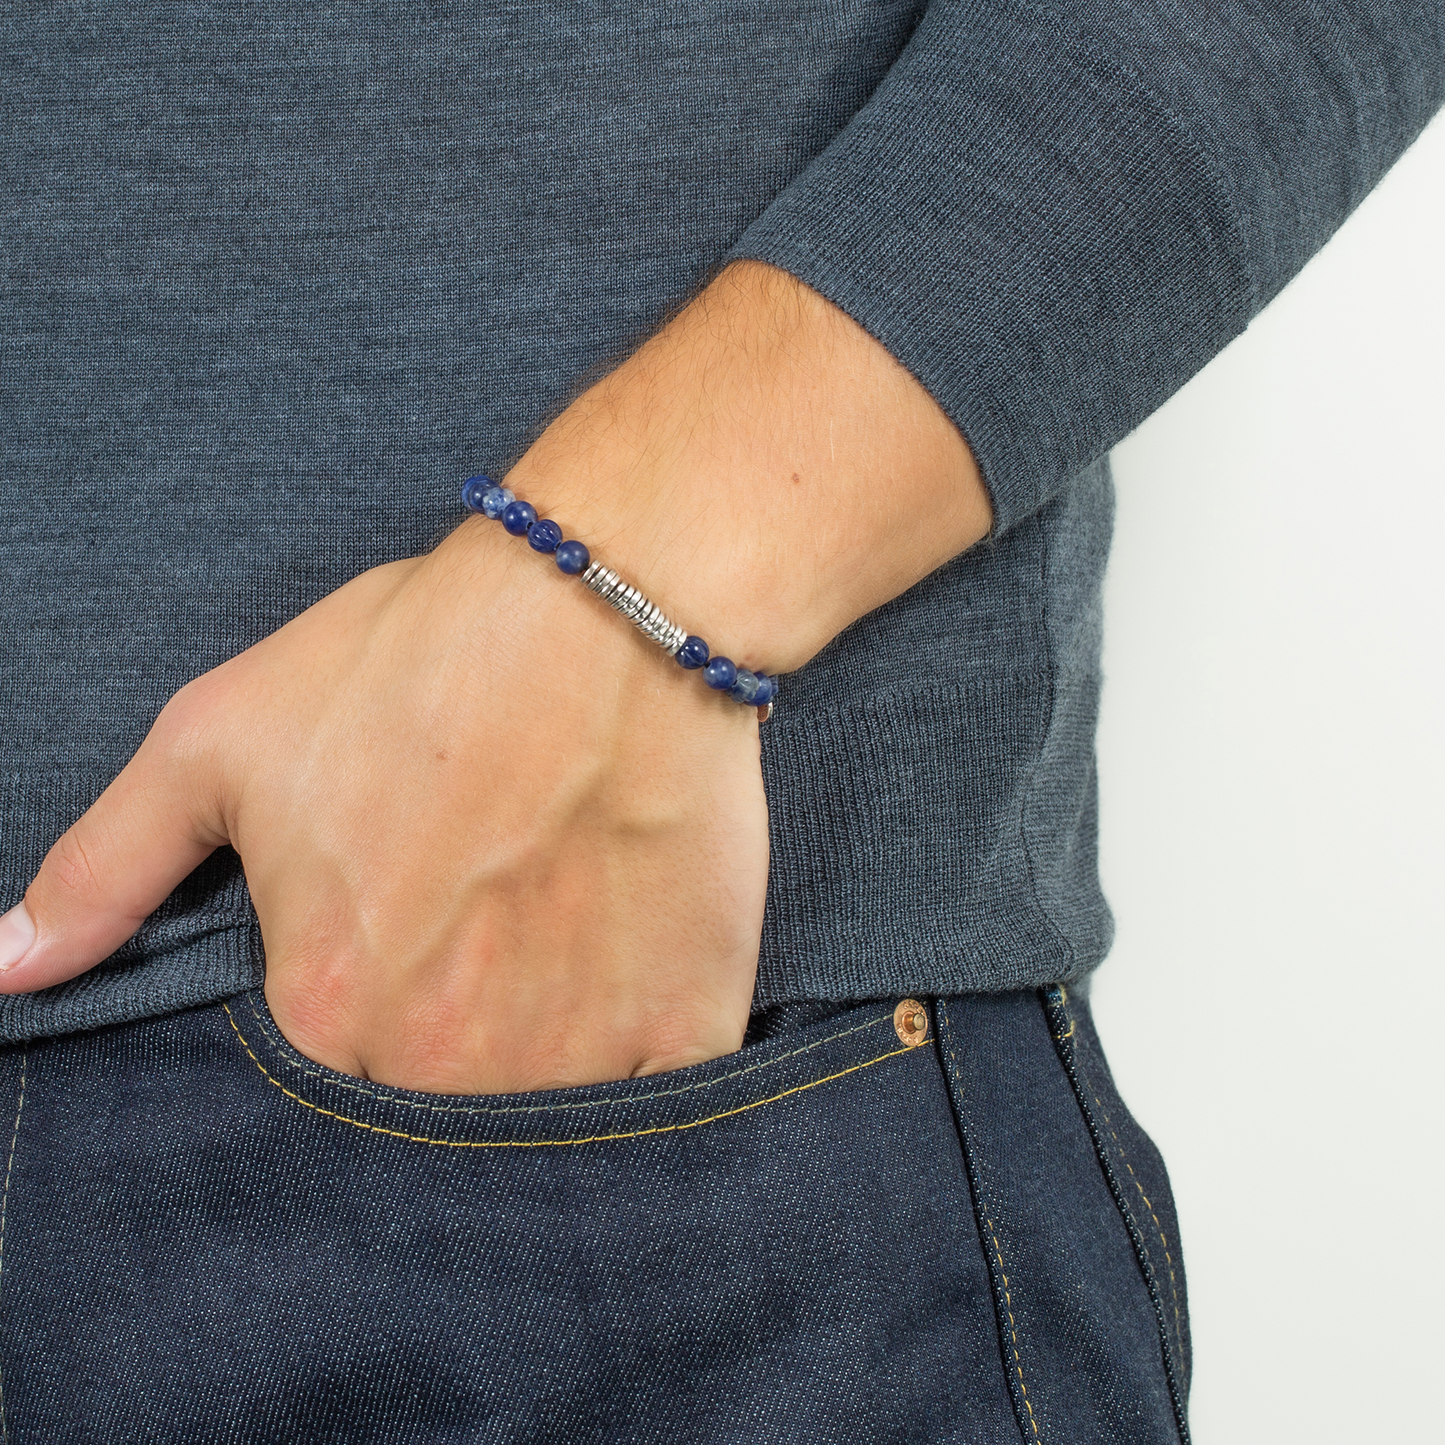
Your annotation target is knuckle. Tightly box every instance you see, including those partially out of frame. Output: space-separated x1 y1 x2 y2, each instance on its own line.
146 670 241 823
268 948 355 1032
153 674 223 755
631 1007 741 1079
385 1035 476 1094
383 995 486 1092
44 825 104 904
266 968 360 1073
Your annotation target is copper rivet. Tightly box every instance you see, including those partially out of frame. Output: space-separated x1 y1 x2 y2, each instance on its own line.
894 999 928 1046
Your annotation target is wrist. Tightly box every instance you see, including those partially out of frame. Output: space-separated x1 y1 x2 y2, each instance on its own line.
492 454 807 678
428 507 772 728
451 260 991 679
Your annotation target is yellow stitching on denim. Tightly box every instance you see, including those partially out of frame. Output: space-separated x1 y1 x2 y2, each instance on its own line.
240 993 894 1120
1052 1000 1184 1370
983 1215 1042 1443
226 1004 913 1147
1090 1085 1186 1374
939 1002 1042 1444
0 1052 28 1445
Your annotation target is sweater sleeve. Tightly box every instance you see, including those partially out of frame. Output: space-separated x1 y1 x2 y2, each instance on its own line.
726 0 1444 534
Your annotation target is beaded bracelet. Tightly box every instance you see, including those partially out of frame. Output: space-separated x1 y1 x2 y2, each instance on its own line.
461 475 778 718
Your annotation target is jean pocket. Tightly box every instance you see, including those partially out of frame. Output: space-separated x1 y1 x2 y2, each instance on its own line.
221 988 930 1150
3 991 1027 1444
934 990 1192 1445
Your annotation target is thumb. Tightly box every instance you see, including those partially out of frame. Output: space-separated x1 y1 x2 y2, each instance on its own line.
0 688 232 993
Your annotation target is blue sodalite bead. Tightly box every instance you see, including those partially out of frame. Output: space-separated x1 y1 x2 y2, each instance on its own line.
676 636 709 669
555 540 590 575
501 499 537 535
752 674 776 706
480 486 514 519
461 475 498 512
703 657 737 691
528 518 563 553
729 668 761 704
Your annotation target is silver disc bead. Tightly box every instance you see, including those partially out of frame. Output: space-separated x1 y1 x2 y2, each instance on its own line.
579 561 688 655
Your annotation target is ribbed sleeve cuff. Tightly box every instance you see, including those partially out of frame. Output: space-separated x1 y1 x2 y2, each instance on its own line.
727 1 1252 533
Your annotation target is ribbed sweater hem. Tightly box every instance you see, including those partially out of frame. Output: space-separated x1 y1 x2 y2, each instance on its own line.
0 670 1110 1043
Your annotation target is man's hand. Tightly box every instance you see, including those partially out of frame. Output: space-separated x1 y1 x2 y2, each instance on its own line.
0 261 991 1093
0 533 770 1092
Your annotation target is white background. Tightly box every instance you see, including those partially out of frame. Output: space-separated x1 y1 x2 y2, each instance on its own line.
1092 112 1444 1441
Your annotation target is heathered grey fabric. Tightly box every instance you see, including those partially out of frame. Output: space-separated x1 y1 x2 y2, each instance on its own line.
1 3 1440 1042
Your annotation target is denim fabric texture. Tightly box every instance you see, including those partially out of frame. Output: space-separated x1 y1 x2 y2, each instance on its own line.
0 987 1187 1442
2 5 1440 1041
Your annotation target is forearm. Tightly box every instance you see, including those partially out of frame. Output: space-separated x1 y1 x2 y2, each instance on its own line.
445 260 993 677
0 265 985 1090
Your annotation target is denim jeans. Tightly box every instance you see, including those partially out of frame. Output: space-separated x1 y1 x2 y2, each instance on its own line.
0 986 1189 1442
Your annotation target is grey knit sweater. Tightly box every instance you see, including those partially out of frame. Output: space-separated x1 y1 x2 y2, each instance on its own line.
1 2 1440 1041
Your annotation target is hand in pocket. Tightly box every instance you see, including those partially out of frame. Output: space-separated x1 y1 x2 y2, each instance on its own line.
0 528 771 1094
0 259 994 1092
